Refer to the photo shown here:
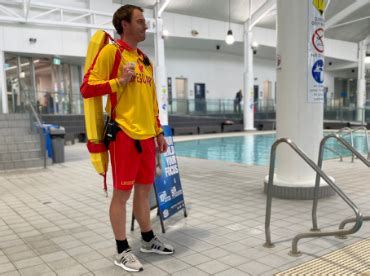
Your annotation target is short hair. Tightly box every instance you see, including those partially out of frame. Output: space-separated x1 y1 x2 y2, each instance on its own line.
112 4 144 35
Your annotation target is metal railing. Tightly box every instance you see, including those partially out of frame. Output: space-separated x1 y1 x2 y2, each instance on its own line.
351 127 370 160
324 145 343 161
336 127 355 162
10 89 84 115
264 137 363 256
168 99 370 123
332 126 370 162
312 134 370 238
24 90 47 169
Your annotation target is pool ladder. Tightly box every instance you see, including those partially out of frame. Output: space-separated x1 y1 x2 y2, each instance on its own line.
264 134 370 256
325 126 370 162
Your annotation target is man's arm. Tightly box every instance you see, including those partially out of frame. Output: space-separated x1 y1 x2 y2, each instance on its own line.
152 83 168 153
80 46 121 99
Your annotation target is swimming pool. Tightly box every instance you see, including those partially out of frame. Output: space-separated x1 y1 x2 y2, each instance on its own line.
174 133 369 166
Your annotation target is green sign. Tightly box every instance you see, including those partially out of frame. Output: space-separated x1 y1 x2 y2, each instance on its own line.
53 57 61 65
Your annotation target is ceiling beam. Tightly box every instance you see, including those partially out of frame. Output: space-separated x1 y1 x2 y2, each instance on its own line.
0 4 22 18
329 16 370 29
157 0 171 18
248 0 276 30
326 0 369 29
66 12 91 23
23 0 30 20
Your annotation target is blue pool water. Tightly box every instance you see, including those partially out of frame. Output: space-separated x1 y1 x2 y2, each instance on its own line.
174 134 369 166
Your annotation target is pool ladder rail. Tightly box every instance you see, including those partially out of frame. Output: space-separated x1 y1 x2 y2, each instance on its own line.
326 126 370 162
264 134 370 257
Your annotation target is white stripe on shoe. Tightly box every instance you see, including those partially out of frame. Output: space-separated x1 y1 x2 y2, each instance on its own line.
114 260 144 272
140 247 174 255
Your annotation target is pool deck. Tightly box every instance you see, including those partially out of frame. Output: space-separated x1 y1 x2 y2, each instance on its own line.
0 131 370 275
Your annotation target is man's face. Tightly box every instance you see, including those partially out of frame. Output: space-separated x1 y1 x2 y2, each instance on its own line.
123 9 147 42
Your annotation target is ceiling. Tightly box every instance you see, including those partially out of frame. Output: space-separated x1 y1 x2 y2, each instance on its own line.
115 0 370 43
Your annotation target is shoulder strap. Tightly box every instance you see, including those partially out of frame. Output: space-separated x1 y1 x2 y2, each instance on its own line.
108 47 122 121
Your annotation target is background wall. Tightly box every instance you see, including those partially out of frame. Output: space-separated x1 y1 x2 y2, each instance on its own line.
325 70 358 99
0 0 361 105
142 46 276 100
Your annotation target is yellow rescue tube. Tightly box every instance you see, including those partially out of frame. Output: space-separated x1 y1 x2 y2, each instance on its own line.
83 30 110 174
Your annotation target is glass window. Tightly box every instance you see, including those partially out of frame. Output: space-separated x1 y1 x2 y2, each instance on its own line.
70 65 83 114
35 57 53 114
19 56 35 109
4 53 82 114
4 54 19 113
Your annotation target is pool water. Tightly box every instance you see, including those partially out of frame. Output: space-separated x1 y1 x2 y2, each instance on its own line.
174 134 369 166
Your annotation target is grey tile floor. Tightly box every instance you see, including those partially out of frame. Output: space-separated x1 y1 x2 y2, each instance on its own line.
0 136 369 275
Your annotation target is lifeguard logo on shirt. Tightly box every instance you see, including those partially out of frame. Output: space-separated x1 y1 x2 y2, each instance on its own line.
133 73 152 87
138 64 144 73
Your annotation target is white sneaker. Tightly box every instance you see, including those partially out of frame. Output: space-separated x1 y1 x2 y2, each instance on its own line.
140 236 174 255
114 249 143 272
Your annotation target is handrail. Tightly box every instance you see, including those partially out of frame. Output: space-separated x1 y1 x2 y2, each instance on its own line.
337 127 352 133
350 127 370 160
264 137 363 257
336 128 355 162
324 146 343 161
338 216 370 234
312 134 370 235
28 103 42 128
24 91 47 169
335 126 370 162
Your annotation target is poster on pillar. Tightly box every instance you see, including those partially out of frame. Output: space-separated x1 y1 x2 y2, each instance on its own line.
307 0 327 103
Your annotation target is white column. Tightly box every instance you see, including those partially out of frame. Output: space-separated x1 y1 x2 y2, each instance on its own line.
0 51 8 114
243 24 255 131
154 7 168 125
272 0 327 192
356 38 367 122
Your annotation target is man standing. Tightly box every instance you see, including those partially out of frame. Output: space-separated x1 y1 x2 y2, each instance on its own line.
81 4 174 273
234 89 243 113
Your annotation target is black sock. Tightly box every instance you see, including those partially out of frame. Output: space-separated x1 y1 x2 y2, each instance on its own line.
141 230 155 242
116 239 129 254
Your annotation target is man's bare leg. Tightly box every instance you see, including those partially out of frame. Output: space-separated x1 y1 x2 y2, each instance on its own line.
134 184 174 254
110 189 132 240
133 184 152 232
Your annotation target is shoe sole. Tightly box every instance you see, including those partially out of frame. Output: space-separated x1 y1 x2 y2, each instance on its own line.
140 248 174 255
114 260 143 272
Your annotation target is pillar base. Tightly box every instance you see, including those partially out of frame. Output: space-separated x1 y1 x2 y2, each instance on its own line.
263 175 336 200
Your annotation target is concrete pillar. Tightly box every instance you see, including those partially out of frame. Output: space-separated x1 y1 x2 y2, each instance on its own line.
0 51 8 114
154 7 169 125
356 38 367 122
243 26 255 130
265 0 334 199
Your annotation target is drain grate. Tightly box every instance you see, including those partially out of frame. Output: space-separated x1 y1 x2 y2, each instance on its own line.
276 238 370 275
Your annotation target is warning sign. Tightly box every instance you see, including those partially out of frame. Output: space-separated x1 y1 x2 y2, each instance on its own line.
312 28 324 53
312 59 324 84
308 0 325 103
312 0 327 16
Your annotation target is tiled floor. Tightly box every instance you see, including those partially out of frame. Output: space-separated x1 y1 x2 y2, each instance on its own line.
0 133 369 275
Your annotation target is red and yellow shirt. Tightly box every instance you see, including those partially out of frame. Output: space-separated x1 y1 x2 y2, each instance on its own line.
81 39 162 140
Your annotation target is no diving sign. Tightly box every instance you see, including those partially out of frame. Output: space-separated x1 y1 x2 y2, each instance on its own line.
312 28 324 53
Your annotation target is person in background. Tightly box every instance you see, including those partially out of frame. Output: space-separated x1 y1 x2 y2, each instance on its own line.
234 89 243 113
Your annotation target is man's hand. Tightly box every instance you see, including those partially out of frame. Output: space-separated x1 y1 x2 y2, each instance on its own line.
157 133 168 153
118 63 135 86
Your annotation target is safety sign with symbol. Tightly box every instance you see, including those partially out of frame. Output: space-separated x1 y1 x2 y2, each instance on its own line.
312 28 324 53
312 59 324 84
312 0 327 15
